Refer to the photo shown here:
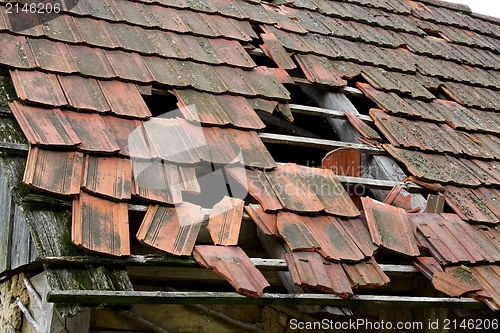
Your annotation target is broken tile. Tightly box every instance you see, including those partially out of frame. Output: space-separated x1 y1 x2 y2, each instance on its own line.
133 161 183 205
178 166 201 194
207 196 244 246
362 197 420 256
285 251 353 298
137 203 204 256
261 33 296 70
244 204 279 236
98 80 152 119
295 54 347 87
193 245 270 298
73 191 130 256
432 266 482 297
342 258 390 288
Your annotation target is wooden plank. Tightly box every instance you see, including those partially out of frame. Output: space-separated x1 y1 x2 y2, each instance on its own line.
258 133 386 155
0 141 29 154
0 163 14 273
47 290 487 309
290 104 373 122
38 256 419 275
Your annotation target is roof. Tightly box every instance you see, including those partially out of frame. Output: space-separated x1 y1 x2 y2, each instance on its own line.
0 0 499 314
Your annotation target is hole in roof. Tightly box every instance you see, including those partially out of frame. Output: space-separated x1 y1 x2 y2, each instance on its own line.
431 86 454 100
144 90 179 118
181 164 248 209
423 29 445 40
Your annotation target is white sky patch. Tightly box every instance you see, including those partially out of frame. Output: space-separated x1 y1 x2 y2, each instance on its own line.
443 0 500 18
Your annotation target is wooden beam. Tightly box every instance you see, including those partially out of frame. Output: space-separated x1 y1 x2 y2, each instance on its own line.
0 141 28 155
258 133 386 155
39 256 419 277
47 290 486 309
335 175 424 193
290 104 373 123
257 111 321 138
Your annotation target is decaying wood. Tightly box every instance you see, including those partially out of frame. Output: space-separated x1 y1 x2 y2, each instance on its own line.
47 290 486 309
290 104 373 122
258 133 386 155
301 88 427 211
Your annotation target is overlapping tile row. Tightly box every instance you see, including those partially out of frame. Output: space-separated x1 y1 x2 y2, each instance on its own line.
385 146 500 188
407 1 500 39
358 83 500 135
443 186 500 225
0 1 259 42
370 109 500 160
410 213 500 265
436 24 500 54
402 33 500 71
6 50 289 103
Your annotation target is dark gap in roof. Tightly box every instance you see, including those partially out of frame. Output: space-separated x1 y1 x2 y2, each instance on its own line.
422 29 445 40
0 75 16 109
431 86 454 100
264 142 328 168
144 91 179 118
181 164 248 209
250 52 279 68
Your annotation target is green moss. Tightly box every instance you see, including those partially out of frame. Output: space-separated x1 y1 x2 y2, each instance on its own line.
0 76 16 108
0 118 28 144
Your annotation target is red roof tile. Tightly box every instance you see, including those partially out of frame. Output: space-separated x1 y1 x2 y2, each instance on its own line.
285 251 353 298
145 6 190 32
176 10 219 37
58 75 110 112
295 54 347 87
178 34 220 65
344 111 382 142
362 197 420 256
28 38 77 73
102 116 151 159
10 70 67 107
443 186 500 224
265 164 324 213
215 95 265 130
67 44 116 78
193 245 270 297
207 196 244 246
0 34 36 69
469 265 500 311
98 80 152 118
61 111 121 153
82 155 132 201
342 258 390 288
226 167 283 212
142 118 200 163
443 81 500 111
72 191 130 256
298 165 360 218
243 66 291 101
277 211 320 252
246 98 278 114
411 256 444 280
213 66 259 97
113 0 156 27
383 186 413 210
432 266 482 297
172 89 231 126
244 204 279 236
10 101 80 148
385 146 484 187
260 33 296 70
105 50 154 83
209 38 256 68
337 217 378 258
411 213 500 265
136 203 204 256
133 161 183 205
222 129 275 169
73 17 121 49
24 147 83 196
142 57 187 88
40 13 83 43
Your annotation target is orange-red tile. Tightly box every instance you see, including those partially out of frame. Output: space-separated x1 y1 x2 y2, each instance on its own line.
98 80 151 118
82 155 132 201
72 191 130 256
24 147 83 196
10 70 67 107
137 203 204 256
207 196 244 246
58 75 110 112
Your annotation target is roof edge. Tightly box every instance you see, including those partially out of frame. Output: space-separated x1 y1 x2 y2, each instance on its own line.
416 0 471 13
